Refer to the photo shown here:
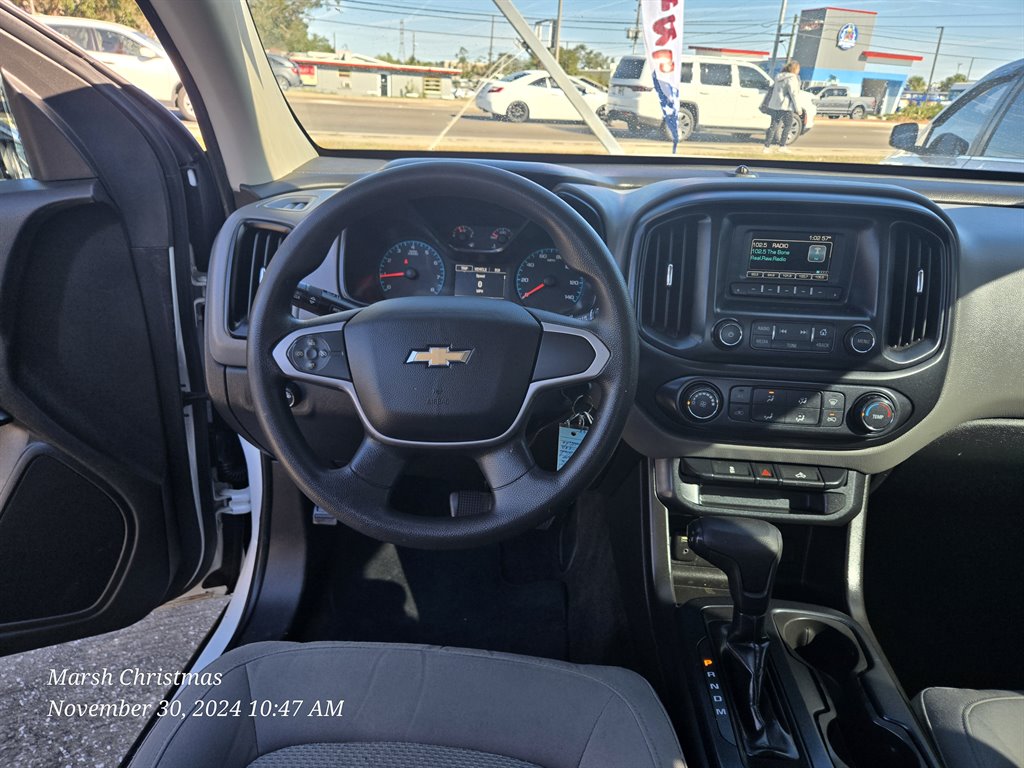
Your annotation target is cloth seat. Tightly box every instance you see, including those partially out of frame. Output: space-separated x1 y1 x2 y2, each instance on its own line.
130 641 685 768
914 687 1024 768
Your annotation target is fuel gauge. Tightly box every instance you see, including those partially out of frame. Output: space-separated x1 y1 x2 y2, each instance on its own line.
451 225 474 246
489 227 514 249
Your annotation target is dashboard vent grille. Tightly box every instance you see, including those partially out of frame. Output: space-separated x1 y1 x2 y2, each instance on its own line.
638 216 701 341
228 223 289 336
885 222 945 353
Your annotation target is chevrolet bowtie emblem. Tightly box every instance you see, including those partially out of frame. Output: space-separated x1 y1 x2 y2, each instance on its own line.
405 345 474 368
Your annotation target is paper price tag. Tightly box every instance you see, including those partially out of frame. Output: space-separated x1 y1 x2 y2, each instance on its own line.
557 426 588 471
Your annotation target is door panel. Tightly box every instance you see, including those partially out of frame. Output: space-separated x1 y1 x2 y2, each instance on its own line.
0 6 224 655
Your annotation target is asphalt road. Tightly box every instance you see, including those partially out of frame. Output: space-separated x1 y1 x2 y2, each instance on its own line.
0 592 229 768
285 94 895 160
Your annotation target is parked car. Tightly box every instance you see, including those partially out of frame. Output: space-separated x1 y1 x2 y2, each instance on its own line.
886 58 1024 172
475 70 607 122
37 15 195 121
812 85 877 119
267 53 301 91
605 54 815 142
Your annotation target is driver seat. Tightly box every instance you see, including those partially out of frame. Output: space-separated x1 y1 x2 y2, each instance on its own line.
130 641 685 768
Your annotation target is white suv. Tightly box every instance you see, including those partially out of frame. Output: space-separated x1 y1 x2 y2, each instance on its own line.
38 15 194 121
606 54 815 143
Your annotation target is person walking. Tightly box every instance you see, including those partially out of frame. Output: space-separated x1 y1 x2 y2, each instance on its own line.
763 61 801 154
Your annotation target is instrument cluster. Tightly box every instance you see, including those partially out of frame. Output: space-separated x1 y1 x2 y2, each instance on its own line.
341 197 595 317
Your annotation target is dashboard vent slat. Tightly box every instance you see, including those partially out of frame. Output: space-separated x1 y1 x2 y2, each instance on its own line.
638 216 700 342
885 222 944 354
228 223 289 336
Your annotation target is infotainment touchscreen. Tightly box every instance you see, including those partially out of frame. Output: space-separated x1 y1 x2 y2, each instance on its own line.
747 233 834 280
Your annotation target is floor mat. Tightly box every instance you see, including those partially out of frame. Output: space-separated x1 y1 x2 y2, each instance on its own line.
297 524 568 660
863 422 1024 698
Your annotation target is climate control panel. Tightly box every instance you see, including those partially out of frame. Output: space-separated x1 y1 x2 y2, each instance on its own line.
656 376 913 443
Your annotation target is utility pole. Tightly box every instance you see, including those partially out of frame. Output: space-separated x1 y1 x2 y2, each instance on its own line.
332 32 337 53
552 0 564 64
412 32 417 62
785 13 798 60
768 0 788 76
488 16 495 65
399 20 406 61
967 57 976 79
927 26 944 93
631 1 641 55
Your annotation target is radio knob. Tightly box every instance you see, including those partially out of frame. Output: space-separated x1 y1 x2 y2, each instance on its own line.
855 394 897 433
680 383 722 421
714 319 744 348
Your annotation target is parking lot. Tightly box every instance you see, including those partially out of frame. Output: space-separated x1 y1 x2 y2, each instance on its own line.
276 93 897 163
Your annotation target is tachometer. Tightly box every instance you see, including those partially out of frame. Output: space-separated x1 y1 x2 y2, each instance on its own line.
515 248 584 314
379 240 446 298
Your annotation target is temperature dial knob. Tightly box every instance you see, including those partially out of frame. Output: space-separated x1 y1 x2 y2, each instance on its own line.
680 383 722 422
855 394 897 433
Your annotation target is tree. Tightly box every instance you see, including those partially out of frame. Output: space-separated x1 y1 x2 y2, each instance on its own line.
522 43 609 76
19 0 153 35
248 0 332 53
905 75 926 93
939 72 968 91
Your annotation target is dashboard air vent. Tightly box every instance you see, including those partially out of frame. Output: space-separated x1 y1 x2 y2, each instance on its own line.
885 222 946 355
228 223 289 336
638 215 702 342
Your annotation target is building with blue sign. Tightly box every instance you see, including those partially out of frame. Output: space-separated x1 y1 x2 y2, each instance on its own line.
791 7 922 113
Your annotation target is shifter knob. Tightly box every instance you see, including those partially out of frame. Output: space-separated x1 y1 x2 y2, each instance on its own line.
687 516 783 623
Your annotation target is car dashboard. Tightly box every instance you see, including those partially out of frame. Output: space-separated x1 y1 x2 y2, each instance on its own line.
204 161 1024 525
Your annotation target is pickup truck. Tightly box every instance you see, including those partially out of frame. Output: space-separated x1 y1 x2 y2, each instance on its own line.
811 86 877 118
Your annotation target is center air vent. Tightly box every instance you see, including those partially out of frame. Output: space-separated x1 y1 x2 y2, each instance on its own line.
884 222 947 361
228 222 289 336
637 215 704 345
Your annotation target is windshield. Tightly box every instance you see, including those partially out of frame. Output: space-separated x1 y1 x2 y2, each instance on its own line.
244 1 1022 170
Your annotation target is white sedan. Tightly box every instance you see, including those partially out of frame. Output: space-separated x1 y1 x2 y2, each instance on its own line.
475 70 607 123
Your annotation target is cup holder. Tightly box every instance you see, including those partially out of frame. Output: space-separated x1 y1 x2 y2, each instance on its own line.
780 616 922 768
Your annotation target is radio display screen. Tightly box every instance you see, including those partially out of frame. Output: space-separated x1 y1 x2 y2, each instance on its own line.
747 233 834 280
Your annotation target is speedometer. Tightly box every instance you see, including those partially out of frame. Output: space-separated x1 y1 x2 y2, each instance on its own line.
378 240 446 298
515 248 584 314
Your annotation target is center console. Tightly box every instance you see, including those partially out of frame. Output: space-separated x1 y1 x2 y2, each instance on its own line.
664 515 939 768
631 187 955 451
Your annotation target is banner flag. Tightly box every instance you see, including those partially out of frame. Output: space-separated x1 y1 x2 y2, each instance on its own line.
640 0 684 152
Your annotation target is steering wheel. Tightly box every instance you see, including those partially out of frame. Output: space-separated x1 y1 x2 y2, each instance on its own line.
247 161 637 549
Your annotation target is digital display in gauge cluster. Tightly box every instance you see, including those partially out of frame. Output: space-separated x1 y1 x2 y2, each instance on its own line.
454 263 506 298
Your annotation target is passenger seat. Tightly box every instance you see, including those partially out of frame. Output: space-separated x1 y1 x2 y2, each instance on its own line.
914 687 1024 768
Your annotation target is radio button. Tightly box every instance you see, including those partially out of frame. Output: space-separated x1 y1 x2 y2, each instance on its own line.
752 321 774 336
778 285 797 296
846 326 877 355
751 336 772 350
732 282 763 296
771 340 812 351
715 320 744 348
794 285 812 298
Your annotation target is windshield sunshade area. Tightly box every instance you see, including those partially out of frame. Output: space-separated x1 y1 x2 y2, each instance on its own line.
245 0 1024 170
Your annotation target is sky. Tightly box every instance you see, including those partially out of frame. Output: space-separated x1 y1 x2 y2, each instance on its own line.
306 0 1024 82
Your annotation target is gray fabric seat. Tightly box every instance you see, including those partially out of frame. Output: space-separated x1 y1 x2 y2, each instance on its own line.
914 687 1024 768
130 641 685 768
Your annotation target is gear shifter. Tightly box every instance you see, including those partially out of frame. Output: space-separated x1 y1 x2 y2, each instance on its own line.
688 516 798 759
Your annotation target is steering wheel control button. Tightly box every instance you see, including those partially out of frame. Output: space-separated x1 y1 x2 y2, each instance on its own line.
846 325 877 355
856 394 897 433
777 464 824 488
711 460 754 484
680 384 722 421
753 463 779 485
287 331 350 380
714 319 744 348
